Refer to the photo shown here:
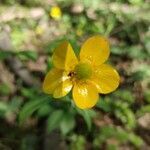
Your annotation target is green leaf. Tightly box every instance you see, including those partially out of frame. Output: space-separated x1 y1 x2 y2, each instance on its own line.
144 91 150 103
114 90 134 104
137 105 150 117
19 97 50 124
107 144 117 150
96 98 111 112
47 110 64 133
0 102 8 116
17 51 38 61
0 83 11 95
46 57 54 71
38 105 52 117
60 113 75 135
70 135 86 150
8 96 23 112
94 126 143 148
21 88 38 99
0 51 13 60
77 109 96 131
129 133 143 147
114 106 136 129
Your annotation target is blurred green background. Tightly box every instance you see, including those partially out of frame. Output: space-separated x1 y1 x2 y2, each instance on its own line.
0 0 150 150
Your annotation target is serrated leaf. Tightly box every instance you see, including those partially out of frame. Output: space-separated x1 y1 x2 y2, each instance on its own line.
115 107 136 129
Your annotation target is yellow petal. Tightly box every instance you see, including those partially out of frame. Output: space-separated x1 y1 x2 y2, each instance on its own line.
91 64 120 94
53 79 73 98
80 35 110 66
43 68 72 97
72 81 99 109
52 41 78 71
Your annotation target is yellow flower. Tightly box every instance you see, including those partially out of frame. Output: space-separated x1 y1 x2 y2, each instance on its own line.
43 35 120 109
50 6 62 20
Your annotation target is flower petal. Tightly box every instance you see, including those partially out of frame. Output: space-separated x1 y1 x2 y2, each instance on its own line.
80 35 110 66
53 79 73 98
91 64 120 94
52 41 78 71
72 81 99 109
43 68 72 97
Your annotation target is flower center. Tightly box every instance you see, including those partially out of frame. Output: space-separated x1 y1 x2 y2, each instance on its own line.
74 63 92 80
